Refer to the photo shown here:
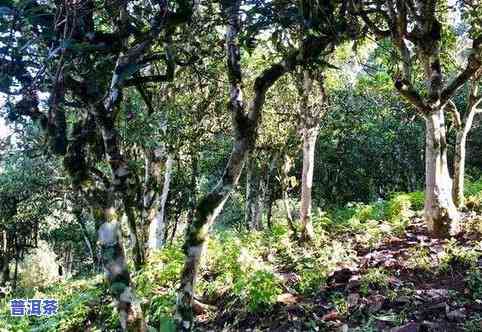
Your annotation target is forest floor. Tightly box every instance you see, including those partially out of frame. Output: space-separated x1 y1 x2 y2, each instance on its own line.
199 212 482 332
3 192 482 332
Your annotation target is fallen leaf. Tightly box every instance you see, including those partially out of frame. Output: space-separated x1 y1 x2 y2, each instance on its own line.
277 293 298 305
321 310 339 321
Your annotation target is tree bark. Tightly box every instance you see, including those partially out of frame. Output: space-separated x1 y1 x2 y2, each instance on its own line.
186 151 198 226
245 154 263 230
176 1 248 322
0 230 10 286
452 78 481 207
148 154 174 251
300 132 317 242
264 154 278 230
81 186 145 331
256 169 267 230
98 203 146 332
75 209 97 268
281 154 298 237
297 70 325 242
123 204 144 270
453 118 474 207
0 254 10 286
13 255 18 291
424 109 459 237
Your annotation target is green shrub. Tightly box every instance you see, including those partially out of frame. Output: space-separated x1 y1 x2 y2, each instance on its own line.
439 239 479 273
135 245 184 293
202 231 282 312
295 240 357 295
326 202 387 238
463 314 482 332
466 268 482 300
332 202 384 225
465 177 482 197
387 191 424 218
406 246 432 271
233 270 282 312
295 255 328 295
360 268 390 296
386 194 411 222
407 191 424 211
0 275 116 332
385 192 423 235
329 292 349 316
134 245 184 323
463 178 482 211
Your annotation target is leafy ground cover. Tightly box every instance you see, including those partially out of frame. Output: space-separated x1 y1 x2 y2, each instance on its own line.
2 180 482 331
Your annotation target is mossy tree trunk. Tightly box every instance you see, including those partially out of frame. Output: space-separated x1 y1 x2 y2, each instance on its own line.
81 187 146 331
245 154 264 230
148 154 174 251
98 202 146 332
6 1 194 330
73 208 97 267
281 154 298 237
264 153 278 230
297 70 326 242
0 230 10 286
0 254 10 287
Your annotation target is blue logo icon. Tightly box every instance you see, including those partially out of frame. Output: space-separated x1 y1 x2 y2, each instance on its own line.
10 298 59 316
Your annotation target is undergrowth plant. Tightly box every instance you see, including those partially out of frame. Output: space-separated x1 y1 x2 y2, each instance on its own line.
360 267 390 296
439 239 479 273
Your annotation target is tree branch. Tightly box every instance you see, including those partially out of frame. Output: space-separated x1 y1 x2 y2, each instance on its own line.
125 74 173 86
356 8 391 38
441 38 482 105
394 78 428 113
445 100 462 128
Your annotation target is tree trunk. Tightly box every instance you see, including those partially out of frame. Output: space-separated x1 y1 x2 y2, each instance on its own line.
122 201 144 270
255 170 266 230
13 244 18 291
281 154 298 237
75 208 97 268
245 155 254 229
453 129 468 207
187 151 198 226
168 194 183 245
264 154 278 230
82 187 145 331
98 204 146 332
0 254 10 286
141 147 163 253
297 70 324 242
424 109 459 237
175 1 336 328
0 230 10 286
63 243 73 278
148 154 174 251
300 132 317 242
452 79 480 207
13 257 18 290
245 154 263 230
